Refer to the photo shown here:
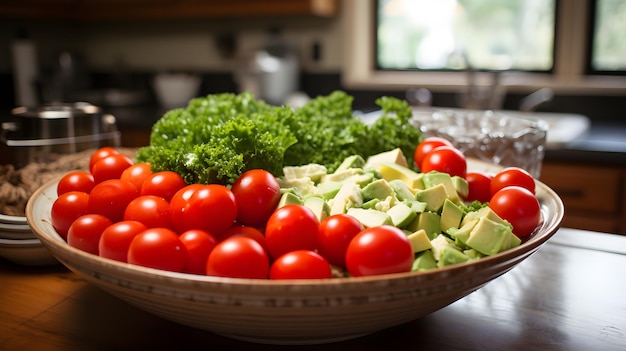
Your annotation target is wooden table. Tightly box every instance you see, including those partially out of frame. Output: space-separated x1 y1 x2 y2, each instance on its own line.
1 228 625 351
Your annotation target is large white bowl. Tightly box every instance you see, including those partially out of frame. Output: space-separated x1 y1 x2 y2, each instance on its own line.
26 171 564 345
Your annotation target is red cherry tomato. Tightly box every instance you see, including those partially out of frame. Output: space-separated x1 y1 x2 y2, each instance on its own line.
67 214 113 255
169 184 205 233
88 179 139 223
345 225 414 277
51 191 90 239
174 184 237 236
179 229 218 275
140 171 186 202
414 137 453 169
98 220 147 263
490 167 536 196
317 214 364 268
489 186 541 238
120 163 152 191
219 225 269 254
264 204 319 260
57 171 95 196
89 146 120 173
206 236 269 279
465 171 494 203
231 169 281 227
420 146 467 178
123 195 172 229
127 228 188 272
91 153 134 184
269 250 333 280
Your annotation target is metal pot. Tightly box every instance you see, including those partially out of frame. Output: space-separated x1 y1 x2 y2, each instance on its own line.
1 102 120 168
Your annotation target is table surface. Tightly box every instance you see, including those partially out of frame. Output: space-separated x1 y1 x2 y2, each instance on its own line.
1 228 625 351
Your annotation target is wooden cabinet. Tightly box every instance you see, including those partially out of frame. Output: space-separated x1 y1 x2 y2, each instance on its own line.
539 162 626 235
0 0 338 21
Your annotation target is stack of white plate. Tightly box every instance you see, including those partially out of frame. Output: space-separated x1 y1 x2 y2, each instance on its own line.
0 213 58 266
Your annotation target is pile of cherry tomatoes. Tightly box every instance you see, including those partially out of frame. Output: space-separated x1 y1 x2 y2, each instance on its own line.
51 141 541 281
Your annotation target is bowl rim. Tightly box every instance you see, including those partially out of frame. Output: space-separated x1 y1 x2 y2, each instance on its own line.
25 169 564 289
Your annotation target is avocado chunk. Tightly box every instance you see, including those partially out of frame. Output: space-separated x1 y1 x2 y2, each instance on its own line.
282 164 328 182
335 154 366 172
389 179 416 202
303 196 329 223
437 246 471 268
375 162 424 191
316 181 343 200
361 179 397 202
421 171 462 204
346 208 393 228
452 175 469 199
440 198 464 232
415 183 448 212
465 217 513 256
406 211 441 240
407 229 433 253
278 191 303 207
320 168 363 183
364 148 409 169
329 179 363 215
430 234 460 261
446 218 478 247
412 250 437 271
387 202 417 228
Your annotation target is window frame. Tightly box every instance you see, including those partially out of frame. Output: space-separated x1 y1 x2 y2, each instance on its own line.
341 0 626 95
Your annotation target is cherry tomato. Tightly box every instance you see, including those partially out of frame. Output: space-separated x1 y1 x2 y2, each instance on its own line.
490 167 536 196
123 195 172 229
264 204 319 260
67 214 113 255
317 214 364 268
88 179 139 223
57 171 95 196
179 229 218 275
231 169 281 227
91 153 134 184
174 184 237 236
414 137 453 169
169 184 205 233
420 145 467 178
128 228 188 272
465 171 494 203
98 220 147 263
51 191 91 239
489 186 541 238
345 225 414 277
269 250 333 280
140 171 186 202
219 225 269 254
120 163 152 191
206 236 269 279
89 146 120 173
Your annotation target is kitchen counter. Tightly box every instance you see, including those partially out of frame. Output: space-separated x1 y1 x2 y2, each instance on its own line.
1 227 625 351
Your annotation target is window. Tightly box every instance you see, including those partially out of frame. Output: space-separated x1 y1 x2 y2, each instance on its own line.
376 0 556 72
342 0 626 94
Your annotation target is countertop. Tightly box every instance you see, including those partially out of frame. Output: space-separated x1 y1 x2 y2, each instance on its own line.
1 227 625 351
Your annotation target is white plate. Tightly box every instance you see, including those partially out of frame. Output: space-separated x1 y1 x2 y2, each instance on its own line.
0 222 33 233
0 230 37 240
0 213 28 225
0 238 58 266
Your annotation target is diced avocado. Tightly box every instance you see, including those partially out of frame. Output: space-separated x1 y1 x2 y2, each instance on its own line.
282 164 327 182
320 168 363 183
277 177 320 197
361 198 380 209
361 179 397 202
415 183 448 212
387 202 417 228
406 211 441 240
375 162 424 191
389 179 416 202
463 248 485 260
346 208 393 228
446 218 478 247
452 175 469 199
407 229 433 253
278 191 303 207
329 179 363 215
421 171 462 204
440 198 464 232
364 148 409 169
354 171 375 187
303 196 329 223
406 200 427 213
462 206 512 230
373 196 395 212
430 234 459 261
412 250 437 271
465 217 512 256
335 155 366 172
437 246 471 268
316 181 343 200
500 231 522 251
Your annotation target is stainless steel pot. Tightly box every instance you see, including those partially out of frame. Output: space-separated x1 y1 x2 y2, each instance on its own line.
1 102 120 168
